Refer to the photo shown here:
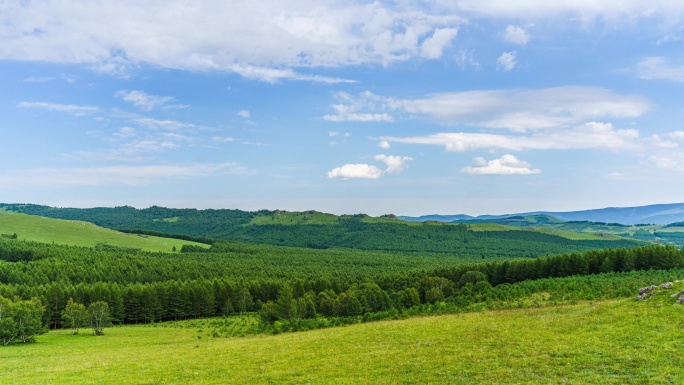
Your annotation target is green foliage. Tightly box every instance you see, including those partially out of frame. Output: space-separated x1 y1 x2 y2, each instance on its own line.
61 298 88 335
88 301 111 336
0 210 209 252
0 296 45 345
2 204 643 254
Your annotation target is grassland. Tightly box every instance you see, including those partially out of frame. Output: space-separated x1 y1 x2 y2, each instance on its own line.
0 211 209 252
2 291 683 384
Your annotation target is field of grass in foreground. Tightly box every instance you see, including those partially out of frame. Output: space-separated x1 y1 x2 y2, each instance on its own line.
0 211 209 252
2 296 683 384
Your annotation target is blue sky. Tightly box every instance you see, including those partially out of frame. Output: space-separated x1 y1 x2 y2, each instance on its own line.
2 1 684 216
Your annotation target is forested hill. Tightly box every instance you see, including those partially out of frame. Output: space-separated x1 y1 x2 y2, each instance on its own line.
1 204 643 256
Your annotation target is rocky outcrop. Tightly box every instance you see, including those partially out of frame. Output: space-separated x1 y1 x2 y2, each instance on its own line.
637 281 684 302
637 285 657 300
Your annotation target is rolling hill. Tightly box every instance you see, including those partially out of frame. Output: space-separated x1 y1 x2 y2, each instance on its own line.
0 203 643 256
0 209 209 252
400 202 684 226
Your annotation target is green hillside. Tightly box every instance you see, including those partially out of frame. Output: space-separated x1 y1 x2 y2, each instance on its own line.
0 210 209 252
455 214 684 246
0 204 643 256
3 290 683 384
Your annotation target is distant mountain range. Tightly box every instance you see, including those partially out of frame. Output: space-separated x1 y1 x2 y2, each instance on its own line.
399 203 684 226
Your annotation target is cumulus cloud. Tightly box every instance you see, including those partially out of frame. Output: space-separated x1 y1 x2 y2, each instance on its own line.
461 154 540 175
0 163 250 188
0 1 462 80
497 51 517 71
503 25 529 45
327 164 384 179
18 101 99 115
668 131 684 141
420 28 458 59
327 153 413 179
374 154 413 173
636 57 684 82
379 140 391 149
116 90 187 110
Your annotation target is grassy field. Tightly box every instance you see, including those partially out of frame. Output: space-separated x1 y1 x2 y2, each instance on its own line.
2 293 683 384
466 222 623 240
0 211 209 252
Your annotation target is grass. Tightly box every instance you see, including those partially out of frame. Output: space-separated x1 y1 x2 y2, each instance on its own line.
2 293 683 384
467 222 624 240
249 212 623 241
0 211 209 253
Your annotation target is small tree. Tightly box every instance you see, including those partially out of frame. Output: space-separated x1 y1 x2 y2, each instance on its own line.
237 288 253 316
14 300 45 343
62 298 88 335
0 297 16 345
88 301 111 336
274 284 298 320
0 297 45 345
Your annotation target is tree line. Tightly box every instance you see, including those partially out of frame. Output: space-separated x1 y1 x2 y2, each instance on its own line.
0 239 681 334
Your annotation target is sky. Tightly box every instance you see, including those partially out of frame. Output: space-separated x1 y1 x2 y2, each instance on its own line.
2 1 684 216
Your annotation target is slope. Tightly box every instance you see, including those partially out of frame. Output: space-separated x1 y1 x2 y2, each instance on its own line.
3 290 683 384
0 204 643 256
0 210 209 252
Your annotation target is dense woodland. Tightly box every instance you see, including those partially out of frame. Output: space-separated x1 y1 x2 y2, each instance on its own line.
1 204 642 255
1 204 683 342
0 234 682 334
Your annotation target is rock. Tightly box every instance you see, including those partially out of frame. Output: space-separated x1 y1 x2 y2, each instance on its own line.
671 292 682 298
660 282 673 289
677 294 684 304
638 285 656 295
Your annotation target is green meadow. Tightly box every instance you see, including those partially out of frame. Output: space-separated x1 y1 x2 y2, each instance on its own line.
1 295 682 384
0 210 209 252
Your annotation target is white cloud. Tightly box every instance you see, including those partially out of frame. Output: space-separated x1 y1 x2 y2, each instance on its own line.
503 25 529 45
327 153 413 179
607 172 628 179
23 76 54 83
212 136 236 142
381 86 650 131
0 163 250 188
380 122 647 152
134 118 195 131
374 154 413 173
0 1 462 80
113 127 136 139
636 57 684 82
379 140 391 149
461 154 541 175
420 28 458 59
18 101 99 115
238 109 256 126
455 49 480 69
116 90 187 110
324 91 395 122
324 112 394 122
327 164 384 179
497 51 517 71
449 1 684 20
668 131 684 141
229 64 357 84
